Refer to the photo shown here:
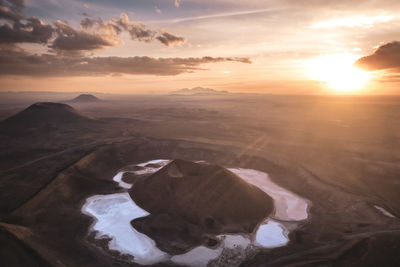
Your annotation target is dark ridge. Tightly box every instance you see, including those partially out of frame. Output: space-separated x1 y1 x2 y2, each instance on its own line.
2 102 93 127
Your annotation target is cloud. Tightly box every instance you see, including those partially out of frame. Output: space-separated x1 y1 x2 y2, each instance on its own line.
78 13 184 47
114 13 156 42
0 1 53 44
174 0 180 8
0 0 24 21
0 17 53 44
0 1 187 51
113 13 185 46
0 1 250 75
155 6 161 14
376 73 400 83
49 20 119 53
164 8 277 24
0 6 21 21
156 31 186 46
0 47 251 77
355 41 400 71
309 15 394 29
54 14 162 52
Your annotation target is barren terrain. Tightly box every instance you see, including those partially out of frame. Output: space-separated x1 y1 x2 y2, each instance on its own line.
0 93 399 266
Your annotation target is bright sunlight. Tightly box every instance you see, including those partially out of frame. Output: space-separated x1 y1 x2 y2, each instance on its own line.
307 53 372 93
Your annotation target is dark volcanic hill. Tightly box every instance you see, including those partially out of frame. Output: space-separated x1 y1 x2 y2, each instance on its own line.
2 102 93 128
69 94 100 103
129 159 273 253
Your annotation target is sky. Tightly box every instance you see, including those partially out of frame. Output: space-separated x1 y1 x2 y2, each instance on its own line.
1 0 400 94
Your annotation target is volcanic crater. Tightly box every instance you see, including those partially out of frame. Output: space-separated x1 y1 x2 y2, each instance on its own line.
129 159 275 254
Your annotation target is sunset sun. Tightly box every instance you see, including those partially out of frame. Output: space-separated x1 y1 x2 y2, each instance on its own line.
307 54 372 93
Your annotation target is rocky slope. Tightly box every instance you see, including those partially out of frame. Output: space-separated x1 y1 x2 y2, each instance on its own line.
129 159 274 253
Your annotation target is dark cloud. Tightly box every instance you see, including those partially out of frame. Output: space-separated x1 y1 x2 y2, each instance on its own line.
0 5 22 21
0 2 187 51
79 13 186 47
80 14 157 43
355 41 400 71
0 0 24 21
113 13 157 42
0 17 53 44
156 32 186 46
80 17 98 29
0 0 53 44
80 17 121 35
0 47 251 77
50 20 119 53
201 56 252 64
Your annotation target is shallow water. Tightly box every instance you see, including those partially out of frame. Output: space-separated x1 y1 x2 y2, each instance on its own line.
83 159 310 266
112 172 132 189
374 205 396 218
228 168 309 221
255 220 289 247
81 193 168 265
136 159 170 167
122 159 170 176
171 246 224 267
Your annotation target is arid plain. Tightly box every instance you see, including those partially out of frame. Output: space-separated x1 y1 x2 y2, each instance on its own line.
0 92 399 266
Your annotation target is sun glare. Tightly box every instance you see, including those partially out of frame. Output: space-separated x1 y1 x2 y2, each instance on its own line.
307 53 371 93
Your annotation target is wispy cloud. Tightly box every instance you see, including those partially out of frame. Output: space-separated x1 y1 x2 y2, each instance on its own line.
310 15 395 29
155 8 281 24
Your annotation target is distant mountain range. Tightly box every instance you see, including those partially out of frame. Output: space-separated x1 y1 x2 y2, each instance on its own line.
67 94 101 103
170 87 229 96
